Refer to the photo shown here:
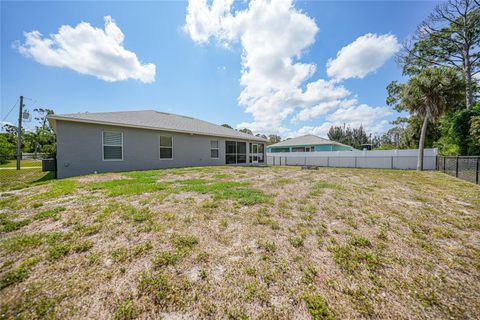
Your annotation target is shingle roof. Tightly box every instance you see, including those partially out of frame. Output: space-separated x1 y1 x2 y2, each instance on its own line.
48 110 267 142
267 134 351 148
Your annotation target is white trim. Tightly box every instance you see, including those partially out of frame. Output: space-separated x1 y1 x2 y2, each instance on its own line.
210 140 219 159
159 134 173 160
102 130 123 161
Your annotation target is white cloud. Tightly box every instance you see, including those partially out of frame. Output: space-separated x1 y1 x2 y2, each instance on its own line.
16 16 156 83
185 1 395 135
292 104 392 138
326 104 391 125
0 121 14 128
326 33 399 81
185 0 325 132
293 123 333 138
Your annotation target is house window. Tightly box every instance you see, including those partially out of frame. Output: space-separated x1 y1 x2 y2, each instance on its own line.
292 147 306 152
103 131 123 161
160 135 173 159
211 140 219 158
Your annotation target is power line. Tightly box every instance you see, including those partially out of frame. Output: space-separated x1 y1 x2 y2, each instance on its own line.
1 98 19 124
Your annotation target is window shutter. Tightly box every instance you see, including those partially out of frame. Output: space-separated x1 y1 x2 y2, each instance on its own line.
103 131 123 160
103 131 122 146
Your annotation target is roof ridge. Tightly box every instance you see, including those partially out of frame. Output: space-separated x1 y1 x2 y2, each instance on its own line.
48 109 267 142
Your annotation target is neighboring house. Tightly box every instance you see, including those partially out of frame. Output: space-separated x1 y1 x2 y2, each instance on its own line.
266 134 353 153
48 110 267 178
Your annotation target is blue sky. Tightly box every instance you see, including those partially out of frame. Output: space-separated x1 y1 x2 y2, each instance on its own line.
1 0 439 137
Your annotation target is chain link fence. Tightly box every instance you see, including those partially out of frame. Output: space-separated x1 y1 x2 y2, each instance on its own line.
0 154 56 191
437 156 479 184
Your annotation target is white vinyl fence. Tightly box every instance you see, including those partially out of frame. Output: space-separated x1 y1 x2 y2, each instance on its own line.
267 148 438 170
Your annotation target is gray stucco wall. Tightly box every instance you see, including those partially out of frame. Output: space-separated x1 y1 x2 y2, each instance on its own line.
56 121 260 178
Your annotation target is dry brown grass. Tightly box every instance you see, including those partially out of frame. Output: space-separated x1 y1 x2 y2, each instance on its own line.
0 166 479 319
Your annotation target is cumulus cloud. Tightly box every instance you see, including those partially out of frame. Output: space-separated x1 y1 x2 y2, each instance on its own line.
291 104 392 138
326 33 400 81
326 104 391 126
185 0 328 132
16 16 156 83
185 1 396 135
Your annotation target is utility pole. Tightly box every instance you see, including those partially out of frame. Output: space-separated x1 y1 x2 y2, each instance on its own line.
16 95 23 170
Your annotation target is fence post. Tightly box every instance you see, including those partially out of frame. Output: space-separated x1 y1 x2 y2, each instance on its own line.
391 156 393 169
285 156 287 166
455 156 459 177
354 157 357 168
327 157 329 167
476 157 479 185
443 157 446 172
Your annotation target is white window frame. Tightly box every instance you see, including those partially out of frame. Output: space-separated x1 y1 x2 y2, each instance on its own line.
102 131 123 161
159 135 173 160
210 140 219 159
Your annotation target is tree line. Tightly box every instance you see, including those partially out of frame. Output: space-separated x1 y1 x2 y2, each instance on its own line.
388 0 479 169
0 108 56 163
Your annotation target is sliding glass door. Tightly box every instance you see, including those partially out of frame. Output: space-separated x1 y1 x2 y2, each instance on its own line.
225 141 247 164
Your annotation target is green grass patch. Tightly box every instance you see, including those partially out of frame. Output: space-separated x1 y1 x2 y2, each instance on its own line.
1 218 31 233
0 170 54 192
289 236 304 248
73 240 94 253
303 292 336 320
88 171 169 196
114 299 138 320
111 242 153 263
153 251 181 267
348 235 372 247
48 242 73 261
171 233 198 252
31 179 77 200
120 204 153 222
1 233 46 253
137 270 190 306
0 159 42 168
310 181 341 196
177 179 270 205
0 266 30 289
329 244 380 272
34 206 66 221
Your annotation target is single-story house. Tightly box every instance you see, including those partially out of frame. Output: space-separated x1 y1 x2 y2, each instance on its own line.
48 110 267 178
267 134 353 153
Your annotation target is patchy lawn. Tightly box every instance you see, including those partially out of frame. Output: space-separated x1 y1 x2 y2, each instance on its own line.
0 159 42 168
0 168 54 192
0 166 479 319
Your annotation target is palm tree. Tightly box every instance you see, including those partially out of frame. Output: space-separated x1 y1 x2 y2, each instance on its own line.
387 68 464 170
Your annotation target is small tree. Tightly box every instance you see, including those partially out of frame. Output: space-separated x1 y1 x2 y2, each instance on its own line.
239 128 253 135
387 68 465 170
268 134 281 145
